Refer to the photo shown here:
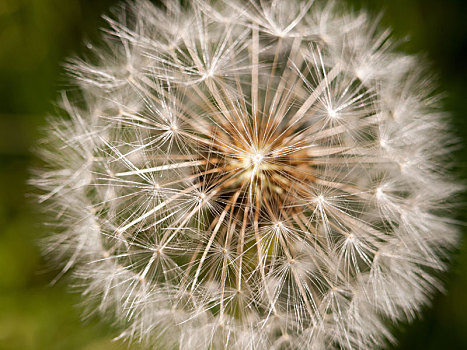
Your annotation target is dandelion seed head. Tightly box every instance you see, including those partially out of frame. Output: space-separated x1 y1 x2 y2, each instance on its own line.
32 0 461 349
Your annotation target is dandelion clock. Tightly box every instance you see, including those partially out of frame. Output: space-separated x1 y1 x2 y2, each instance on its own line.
32 0 462 349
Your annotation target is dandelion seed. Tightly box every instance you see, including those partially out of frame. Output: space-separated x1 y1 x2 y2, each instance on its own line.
32 0 461 349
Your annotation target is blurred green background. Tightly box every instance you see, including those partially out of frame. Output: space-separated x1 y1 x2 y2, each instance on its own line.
0 0 465 349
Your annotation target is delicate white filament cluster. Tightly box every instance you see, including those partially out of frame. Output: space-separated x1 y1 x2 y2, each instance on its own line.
33 0 460 349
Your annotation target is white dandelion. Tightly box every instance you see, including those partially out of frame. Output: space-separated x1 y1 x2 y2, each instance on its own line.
32 0 461 349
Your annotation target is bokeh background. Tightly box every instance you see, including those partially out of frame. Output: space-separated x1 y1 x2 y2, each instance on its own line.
0 0 466 349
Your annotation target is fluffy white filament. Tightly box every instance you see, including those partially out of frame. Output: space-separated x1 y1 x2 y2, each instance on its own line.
33 0 461 349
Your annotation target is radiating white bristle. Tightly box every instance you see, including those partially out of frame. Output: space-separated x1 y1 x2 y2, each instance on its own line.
32 1 461 349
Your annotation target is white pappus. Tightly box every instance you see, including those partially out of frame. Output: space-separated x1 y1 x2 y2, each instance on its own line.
32 0 461 349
